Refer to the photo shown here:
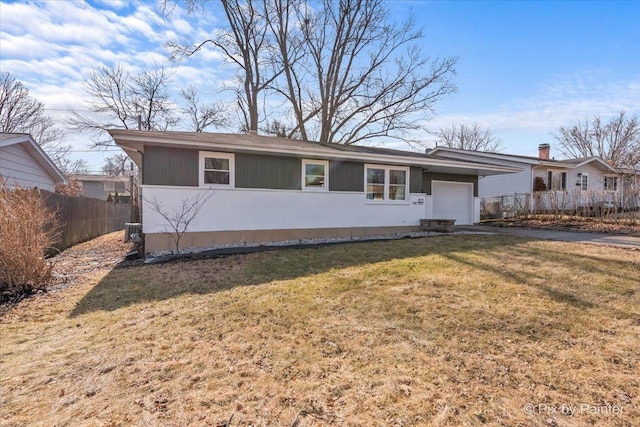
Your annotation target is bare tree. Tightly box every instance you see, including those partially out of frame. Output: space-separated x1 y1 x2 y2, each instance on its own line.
264 0 311 140
551 112 640 168
57 158 89 175
431 123 505 152
165 0 456 144
144 191 214 255
167 0 276 133
101 153 131 176
180 86 229 132
69 64 178 146
0 71 67 163
262 118 294 138
293 0 456 145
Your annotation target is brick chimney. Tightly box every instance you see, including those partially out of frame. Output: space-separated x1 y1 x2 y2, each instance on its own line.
538 143 550 160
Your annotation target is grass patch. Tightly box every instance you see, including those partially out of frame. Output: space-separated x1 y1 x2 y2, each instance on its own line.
1 233 639 426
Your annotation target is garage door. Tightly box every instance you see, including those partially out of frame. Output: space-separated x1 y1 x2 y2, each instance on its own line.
432 181 473 225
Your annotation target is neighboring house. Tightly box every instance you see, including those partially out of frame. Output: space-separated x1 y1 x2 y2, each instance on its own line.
69 174 131 202
110 130 520 254
0 133 68 191
428 144 630 199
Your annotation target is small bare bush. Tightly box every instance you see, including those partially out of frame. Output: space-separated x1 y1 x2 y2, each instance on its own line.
0 182 59 297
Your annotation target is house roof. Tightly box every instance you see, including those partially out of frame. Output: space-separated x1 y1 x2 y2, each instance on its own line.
109 130 522 177
69 174 130 183
427 146 619 173
0 132 68 185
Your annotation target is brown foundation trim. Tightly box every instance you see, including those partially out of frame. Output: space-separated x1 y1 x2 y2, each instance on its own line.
145 226 421 253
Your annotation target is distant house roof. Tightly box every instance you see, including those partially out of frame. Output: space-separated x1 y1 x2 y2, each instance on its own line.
70 173 130 183
0 132 68 185
427 146 619 173
109 130 522 177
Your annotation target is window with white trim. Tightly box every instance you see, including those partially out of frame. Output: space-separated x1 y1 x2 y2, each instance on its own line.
547 170 567 191
365 165 408 201
200 152 234 187
604 176 617 191
579 173 589 191
104 181 115 192
302 159 328 190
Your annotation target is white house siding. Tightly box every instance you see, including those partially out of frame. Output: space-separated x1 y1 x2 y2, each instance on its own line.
0 143 56 191
142 186 428 235
431 151 531 198
532 162 607 192
576 163 608 192
478 167 532 198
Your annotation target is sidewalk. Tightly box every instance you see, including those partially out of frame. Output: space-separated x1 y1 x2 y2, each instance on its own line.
458 225 640 250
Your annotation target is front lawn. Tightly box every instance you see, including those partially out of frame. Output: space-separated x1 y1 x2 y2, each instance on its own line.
1 233 638 426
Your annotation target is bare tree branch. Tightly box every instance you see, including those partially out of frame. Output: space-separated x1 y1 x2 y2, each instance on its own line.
180 86 229 132
144 191 214 255
68 64 178 147
430 122 505 152
166 0 278 133
551 112 640 168
102 153 132 176
163 0 456 146
0 71 67 164
290 0 457 145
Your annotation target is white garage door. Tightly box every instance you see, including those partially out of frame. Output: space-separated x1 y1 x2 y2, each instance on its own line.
432 181 473 225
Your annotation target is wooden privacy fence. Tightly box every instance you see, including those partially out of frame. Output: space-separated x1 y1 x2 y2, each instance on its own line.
39 190 131 251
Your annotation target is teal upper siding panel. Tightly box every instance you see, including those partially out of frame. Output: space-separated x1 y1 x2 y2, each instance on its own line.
235 153 301 190
143 146 198 186
423 172 478 197
329 161 364 192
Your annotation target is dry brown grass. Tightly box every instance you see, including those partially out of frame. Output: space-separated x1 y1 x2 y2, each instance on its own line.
1 232 639 426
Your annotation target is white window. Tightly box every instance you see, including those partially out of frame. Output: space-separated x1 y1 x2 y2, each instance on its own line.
104 181 115 192
302 159 329 190
365 165 408 202
604 176 617 191
546 170 567 191
579 173 589 191
199 152 234 187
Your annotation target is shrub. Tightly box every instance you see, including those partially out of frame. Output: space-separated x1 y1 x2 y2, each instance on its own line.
0 182 59 297
533 176 547 192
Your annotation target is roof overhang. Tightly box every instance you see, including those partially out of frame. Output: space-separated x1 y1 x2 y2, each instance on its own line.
428 146 542 165
572 157 618 172
0 133 68 185
109 130 522 177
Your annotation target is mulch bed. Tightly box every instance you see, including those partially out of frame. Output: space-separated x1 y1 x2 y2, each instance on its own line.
496 218 640 236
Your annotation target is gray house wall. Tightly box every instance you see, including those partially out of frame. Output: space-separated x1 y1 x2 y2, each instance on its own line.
143 146 198 186
142 148 431 194
329 161 364 192
236 153 301 190
423 172 478 197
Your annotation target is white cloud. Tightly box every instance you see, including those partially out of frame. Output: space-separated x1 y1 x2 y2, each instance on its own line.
428 72 640 136
0 0 228 168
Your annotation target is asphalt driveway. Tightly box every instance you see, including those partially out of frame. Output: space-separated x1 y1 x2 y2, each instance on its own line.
460 225 640 250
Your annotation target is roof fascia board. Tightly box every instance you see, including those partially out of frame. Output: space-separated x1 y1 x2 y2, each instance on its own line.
114 133 521 174
428 146 544 165
572 157 617 172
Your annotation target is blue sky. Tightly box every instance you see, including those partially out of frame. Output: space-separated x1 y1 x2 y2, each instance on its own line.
1 0 639 171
